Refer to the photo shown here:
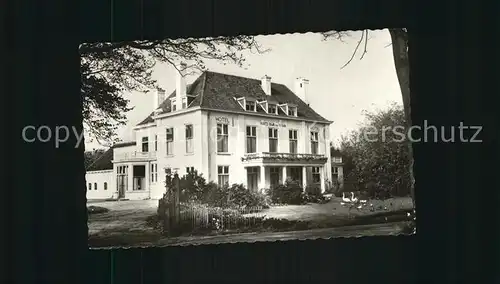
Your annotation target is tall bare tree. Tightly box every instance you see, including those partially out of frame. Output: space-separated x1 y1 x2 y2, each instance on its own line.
80 36 266 146
323 29 415 213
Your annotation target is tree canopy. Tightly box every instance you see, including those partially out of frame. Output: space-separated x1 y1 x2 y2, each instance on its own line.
80 36 266 145
339 103 412 198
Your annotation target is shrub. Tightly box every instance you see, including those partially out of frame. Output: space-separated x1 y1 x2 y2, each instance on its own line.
304 184 326 203
226 184 270 208
179 170 207 203
201 182 227 208
266 180 304 205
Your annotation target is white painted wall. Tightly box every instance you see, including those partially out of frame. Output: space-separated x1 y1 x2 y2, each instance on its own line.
85 170 115 200
204 110 331 188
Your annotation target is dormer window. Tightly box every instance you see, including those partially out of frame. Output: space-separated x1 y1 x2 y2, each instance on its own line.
288 106 297 116
245 101 256 111
235 97 245 109
268 104 278 115
278 103 289 115
257 100 268 112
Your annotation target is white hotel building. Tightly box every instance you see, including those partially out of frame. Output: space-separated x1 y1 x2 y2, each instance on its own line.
85 64 333 200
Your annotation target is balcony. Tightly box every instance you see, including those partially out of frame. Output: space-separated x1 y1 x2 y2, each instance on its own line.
114 151 157 162
241 152 328 165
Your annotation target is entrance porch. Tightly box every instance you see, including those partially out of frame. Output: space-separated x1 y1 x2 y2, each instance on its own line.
114 162 153 200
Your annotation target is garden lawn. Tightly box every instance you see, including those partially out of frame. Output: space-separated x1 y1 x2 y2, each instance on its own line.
243 196 413 222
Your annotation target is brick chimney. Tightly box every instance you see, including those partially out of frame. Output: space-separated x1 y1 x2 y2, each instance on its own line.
295 77 309 105
176 62 187 110
261 75 272 96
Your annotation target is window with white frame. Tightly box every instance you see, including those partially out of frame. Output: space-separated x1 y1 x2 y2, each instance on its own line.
270 167 280 188
246 126 257 153
332 166 339 174
182 97 187 109
88 183 91 190
310 131 319 154
217 166 229 186
185 124 193 153
247 167 258 191
171 99 177 111
312 167 321 183
104 182 108 190
288 106 297 116
332 157 342 163
268 104 277 114
151 163 158 183
142 137 149 152
186 166 194 174
289 130 298 154
245 101 256 111
154 135 158 151
166 127 174 155
217 123 229 153
94 183 98 190
268 128 278 153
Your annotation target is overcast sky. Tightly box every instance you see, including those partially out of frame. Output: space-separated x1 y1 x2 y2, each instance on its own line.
85 29 402 150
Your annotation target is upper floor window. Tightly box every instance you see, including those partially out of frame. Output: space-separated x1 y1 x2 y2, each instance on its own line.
185 124 193 153
166 128 174 155
246 101 256 111
268 104 277 114
94 183 98 190
332 157 342 163
289 130 298 154
310 131 319 154
246 126 257 153
288 106 297 116
154 135 158 151
142 137 149 152
88 183 91 190
268 128 278 153
182 97 188 109
217 123 229 153
104 182 108 190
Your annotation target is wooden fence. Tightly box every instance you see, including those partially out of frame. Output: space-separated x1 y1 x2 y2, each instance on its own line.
159 174 266 235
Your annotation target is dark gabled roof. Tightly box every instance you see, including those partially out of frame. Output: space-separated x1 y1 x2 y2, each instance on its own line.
85 141 137 171
113 141 136 148
86 148 113 171
137 71 331 126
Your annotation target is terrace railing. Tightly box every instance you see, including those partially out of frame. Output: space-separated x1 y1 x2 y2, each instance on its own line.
114 151 157 162
241 152 328 163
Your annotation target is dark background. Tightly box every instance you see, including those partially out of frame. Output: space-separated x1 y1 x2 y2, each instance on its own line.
4 0 496 283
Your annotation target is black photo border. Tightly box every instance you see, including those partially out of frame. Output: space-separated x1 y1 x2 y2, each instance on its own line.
6 0 493 283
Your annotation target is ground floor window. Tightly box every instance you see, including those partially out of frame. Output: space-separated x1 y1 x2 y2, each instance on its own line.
218 166 229 186
117 165 129 197
270 167 280 188
289 167 301 183
312 167 321 183
151 163 158 183
332 166 339 174
247 167 259 191
133 165 146 191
